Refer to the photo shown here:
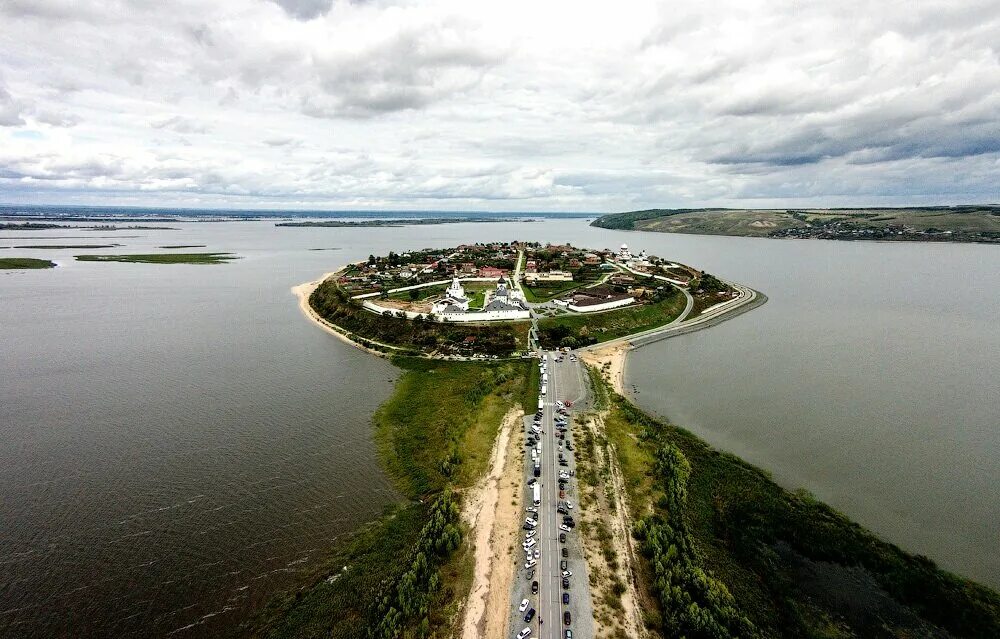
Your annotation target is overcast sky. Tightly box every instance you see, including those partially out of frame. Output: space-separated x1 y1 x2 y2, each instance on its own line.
1 0 998 211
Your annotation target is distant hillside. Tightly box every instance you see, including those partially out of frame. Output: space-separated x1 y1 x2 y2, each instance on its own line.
591 206 1000 243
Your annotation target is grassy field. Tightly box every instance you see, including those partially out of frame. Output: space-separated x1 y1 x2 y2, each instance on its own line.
374 358 534 495
592 370 1000 638
0 257 56 269
592 206 1000 241
388 282 449 302
248 358 535 639
75 252 238 264
537 289 686 349
521 279 582 303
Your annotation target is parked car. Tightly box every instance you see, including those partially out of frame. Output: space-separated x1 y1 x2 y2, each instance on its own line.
561 547 568 558
560 524 570 532
562 570 573 578
524 608 536 623
560 560 567 571
519 599 529 612
565 630 573 639
559 533 566 543
562 577 569 589
562 592 569 605
517 627 531 639
564 611 571 625
525 559 536 569
531 581 538 594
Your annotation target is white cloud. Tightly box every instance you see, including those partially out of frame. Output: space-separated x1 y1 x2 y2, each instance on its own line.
0 0 998 210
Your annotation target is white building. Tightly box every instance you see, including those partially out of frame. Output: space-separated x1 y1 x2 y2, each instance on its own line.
568 295 635 313
431 277 470 315
524 270 573 284
434 277 530 322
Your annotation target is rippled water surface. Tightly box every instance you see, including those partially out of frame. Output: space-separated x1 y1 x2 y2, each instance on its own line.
1 219 998 638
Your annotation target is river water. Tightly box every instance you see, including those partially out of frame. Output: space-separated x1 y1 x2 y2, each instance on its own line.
1 218 997 637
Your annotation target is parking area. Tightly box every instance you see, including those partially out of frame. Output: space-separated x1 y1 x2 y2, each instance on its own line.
507 352 594 639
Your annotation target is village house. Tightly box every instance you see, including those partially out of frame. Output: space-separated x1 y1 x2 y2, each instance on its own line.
524 270 573 284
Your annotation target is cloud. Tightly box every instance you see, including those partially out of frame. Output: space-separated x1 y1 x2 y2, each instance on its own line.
304 24 501 118
272 0 333 21
149 115 212 134
0 0 997 210
0 80 26 126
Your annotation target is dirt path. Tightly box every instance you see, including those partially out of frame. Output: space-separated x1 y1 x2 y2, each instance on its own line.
460 408 524 639
575 412 648 639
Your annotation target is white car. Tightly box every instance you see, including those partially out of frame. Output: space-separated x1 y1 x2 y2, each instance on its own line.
562 570 573 578
519 598 529 612
566 501 573 509
517 627 532 639
525 559 536 569
523 538 536 549
560 524 571 532
533 548 540 559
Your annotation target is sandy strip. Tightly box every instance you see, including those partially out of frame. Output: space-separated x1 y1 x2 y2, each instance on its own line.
291 268 394 357
460 408 524 639
579 342 629 395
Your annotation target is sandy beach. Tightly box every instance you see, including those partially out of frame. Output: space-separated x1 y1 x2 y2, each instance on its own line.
291 268 392 357
579 341 629 394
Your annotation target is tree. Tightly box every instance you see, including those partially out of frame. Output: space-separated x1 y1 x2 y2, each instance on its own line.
409 288 420 301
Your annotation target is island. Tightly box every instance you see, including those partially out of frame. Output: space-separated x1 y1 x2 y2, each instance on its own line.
0 257 56 269
592 206 1000 243
254 241 999 639
276 217 518 228
299 242 759 358
75 252 238 264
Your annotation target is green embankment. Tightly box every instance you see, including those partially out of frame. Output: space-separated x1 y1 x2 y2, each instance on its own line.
0 257 56 269
537 288 686 349
592 370 1000 638
75 253 238 264
247 358 535 639
311 279 530 355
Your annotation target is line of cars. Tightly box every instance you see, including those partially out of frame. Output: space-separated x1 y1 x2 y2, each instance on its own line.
514 355 577 639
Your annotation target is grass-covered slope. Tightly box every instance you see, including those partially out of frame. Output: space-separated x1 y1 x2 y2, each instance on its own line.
595 373 1000 638
592 207 1000 243
537 287 686 349
246 358 535 639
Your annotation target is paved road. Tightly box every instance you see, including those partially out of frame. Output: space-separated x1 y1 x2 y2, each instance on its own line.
509 352 593 639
